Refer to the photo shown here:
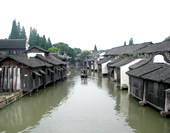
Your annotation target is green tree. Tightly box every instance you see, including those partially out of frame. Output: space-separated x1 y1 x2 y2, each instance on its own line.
164 36 170 41
94 44 98 52
68 47 76 64
128 38 134 45
74 48 82 54
48 47 59 52
54 42 69 54
124 41 126 46
46 37 52 50
80 50 91 59
17 22 21 38
20 26 27 39
28 27 38 48
40 35 47 49
9 19 19 39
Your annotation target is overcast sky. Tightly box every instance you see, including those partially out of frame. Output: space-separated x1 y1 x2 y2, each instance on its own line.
0 0 170 51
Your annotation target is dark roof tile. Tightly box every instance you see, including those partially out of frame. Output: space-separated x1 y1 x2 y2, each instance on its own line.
0 39 26 49
126 63 163 77
141 65 170 82
129 57 151 69
109 57 136 68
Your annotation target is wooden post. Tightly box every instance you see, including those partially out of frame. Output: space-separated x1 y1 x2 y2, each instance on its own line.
30 91 32 96
165 91 169 112
139 81 147 106
160 89 170 117
36 88 38 93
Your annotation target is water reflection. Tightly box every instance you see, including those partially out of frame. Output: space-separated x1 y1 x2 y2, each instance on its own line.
0 68 169 133
0 80 73 133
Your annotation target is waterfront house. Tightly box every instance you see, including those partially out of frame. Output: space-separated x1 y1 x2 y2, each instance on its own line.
0 54 52 93
109 58 142 89
136 40 170 59
94 51 107 71
35 54 67 82
126 52 170 117
97 57 112 75
24 45 50 58
104 42 152 58
75 53 83 66
24 46 67 82
50 52 71 69
0 39 27 54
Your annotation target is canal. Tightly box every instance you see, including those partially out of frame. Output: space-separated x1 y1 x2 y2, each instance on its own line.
0 68 170 133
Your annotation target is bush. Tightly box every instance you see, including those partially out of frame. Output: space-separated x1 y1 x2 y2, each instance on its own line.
132 54 138 57
119 54 126 58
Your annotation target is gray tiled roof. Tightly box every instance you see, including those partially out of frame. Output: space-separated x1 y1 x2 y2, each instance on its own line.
136 40 170 54
126 63 163 77
24 45 50 53
141 65 170 82
87 52 98 57
105 42 152 56
0 39 26 49
35 54 66 65
129 57 151 69
109 57 136 68
0 54 52 68
97 58 112 64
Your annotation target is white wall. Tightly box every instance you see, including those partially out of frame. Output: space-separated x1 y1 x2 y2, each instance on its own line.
17 68 21 90
102 60 111 74
120 59 143 89
153 55 169 64
27 53 44 59
114 68 117 80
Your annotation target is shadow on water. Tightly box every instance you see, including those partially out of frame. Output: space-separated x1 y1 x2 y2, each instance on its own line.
0 79 74 132
0 66 169 133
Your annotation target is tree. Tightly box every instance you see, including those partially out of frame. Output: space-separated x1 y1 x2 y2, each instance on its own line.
94 44 98 52
17 22 21 38
40 35 47 49
128 38 134 45
20 26 27 39
124 41 126 46
28 27 38 48
48 47 59 52
54 42 69 55
164 36 170 41
68 47 76 64
80 50 91 59
9 19 19 39
46 37 52 50
74 48 82 54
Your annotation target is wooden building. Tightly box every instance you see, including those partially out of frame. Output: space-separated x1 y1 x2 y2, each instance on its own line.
0 39 27 54
104 42 152 58
24 46 67 82
35 54 67 82
126 52 170 117
0 54 52 94
109 57 142 89
97 58 112 75
136 40 170 59
0 46 68 96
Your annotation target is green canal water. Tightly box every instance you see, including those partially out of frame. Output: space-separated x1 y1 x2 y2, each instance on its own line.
0 68 170 133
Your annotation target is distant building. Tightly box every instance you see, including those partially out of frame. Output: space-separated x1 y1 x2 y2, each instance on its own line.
0 39 27 54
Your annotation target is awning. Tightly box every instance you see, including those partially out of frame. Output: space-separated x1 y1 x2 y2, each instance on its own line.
39 70 46 75
33 71 42 76
57 68 61 71
48 69 54 73
58 67 63 71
